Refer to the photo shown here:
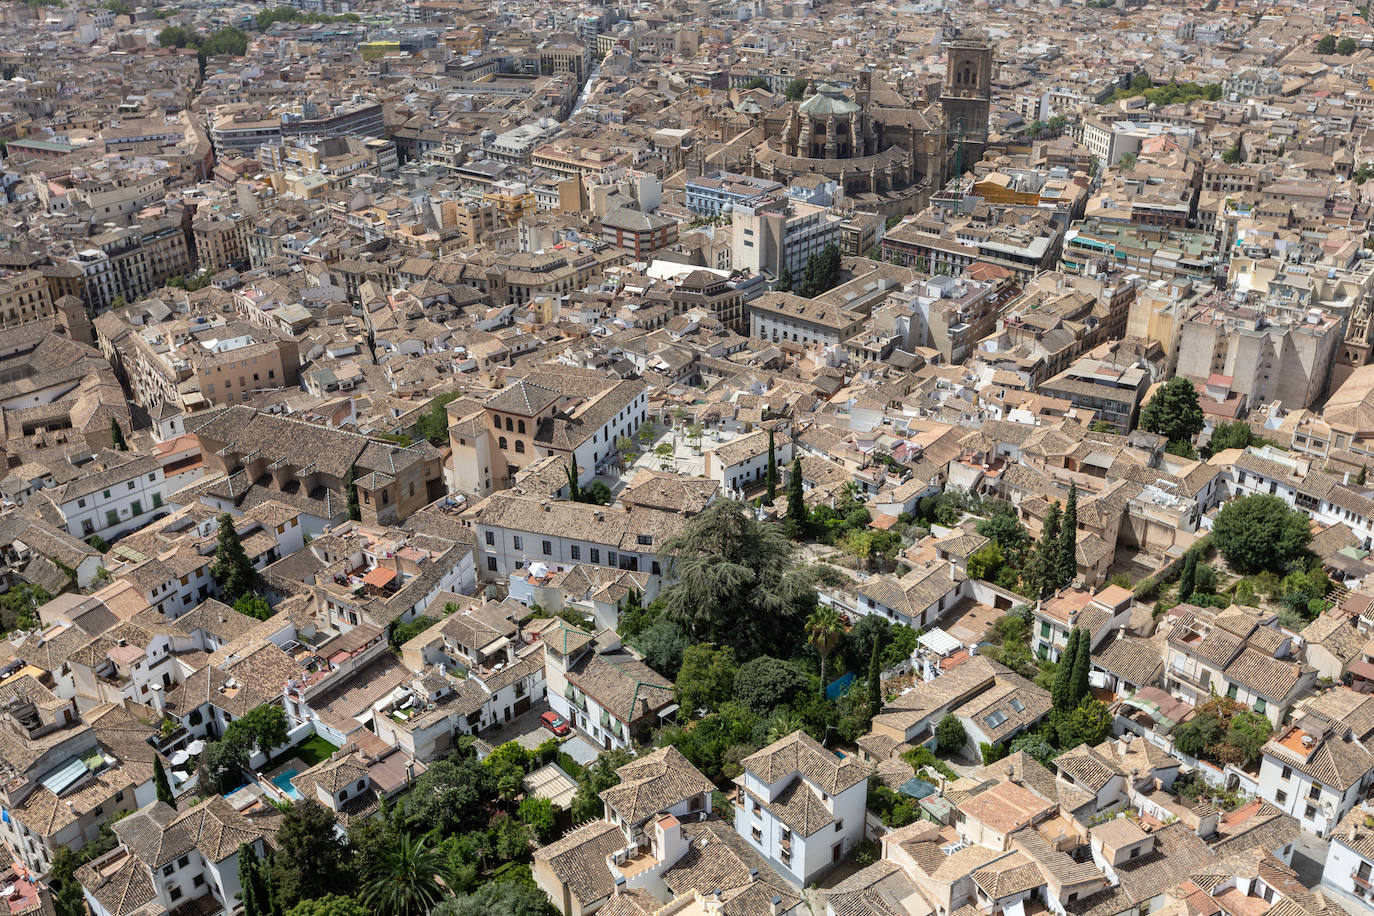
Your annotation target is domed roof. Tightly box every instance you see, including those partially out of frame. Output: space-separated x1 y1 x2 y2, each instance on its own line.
799 83 859 117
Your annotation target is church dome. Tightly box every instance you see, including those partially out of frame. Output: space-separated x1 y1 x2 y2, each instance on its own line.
798 83 859 117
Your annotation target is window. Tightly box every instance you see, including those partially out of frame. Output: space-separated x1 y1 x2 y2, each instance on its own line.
984 710 1007 729
1309 783 1322 800
542 540 552 556
177 856 189 869
1281 765 1292 780
487 557 497 572
515 441 525 454
636 534 652 546
1305 805 1317 819
1253 698 1266 714
115 790 124 802
1275 790 1287 804
485 531 495 546
106 509 119 527
518 420 526 434
590 548 600 563
193 875 205 888
570 545 581 560
1227 684 1238 699
835 819 844 832
499 437 508 449
153 493 163 508
1040 621 1051 639
169 888 183 902
1010 698 1024 713
513 536 522 551
1129 847 1140 859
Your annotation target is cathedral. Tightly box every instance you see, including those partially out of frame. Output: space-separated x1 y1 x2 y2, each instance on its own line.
744 36 992 211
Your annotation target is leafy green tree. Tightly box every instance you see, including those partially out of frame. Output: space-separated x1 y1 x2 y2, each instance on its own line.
390 615 437 649
431 871 556 916
230 703 290 757
111 418 127 451
158 25 194 47
1173 701 1226 759
208 516 259 609
1359 465 1368 486
483 742 534 803
976 511 1031 563
632 617 690 677
270 801 351 908
1205 419 1258 456
414 392 460 445
1140 377 1204 446
1178 552 1197 603
775 266 793 292
805 607 845 693
360 831 453 916
235 593 273 621
844 614 891 673
765 429 778 503
936 714 967 753
285 895 370 916
570 748 632 822
154 756 175 808
516 796 558 842
676 644 738 717
659 499 816 657
585 480 612 505
1316 34 1337 54
1054 699 1112 748
733 656 807 716
1223 709 1273 767
345 463 361 521
403 756 492 837
1212 494 1312 574
784 78 808 101
743 77 770 90
966 542 1004 581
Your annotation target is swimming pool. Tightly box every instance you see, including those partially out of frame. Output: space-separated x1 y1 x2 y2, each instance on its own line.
270 768 302 800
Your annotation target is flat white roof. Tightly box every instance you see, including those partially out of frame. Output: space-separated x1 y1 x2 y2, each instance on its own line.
918 627 962 657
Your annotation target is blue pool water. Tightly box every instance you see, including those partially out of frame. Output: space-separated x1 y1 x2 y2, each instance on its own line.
271 768 302 800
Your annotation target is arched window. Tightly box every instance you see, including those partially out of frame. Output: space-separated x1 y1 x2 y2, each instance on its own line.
504 417 513 432
515 441 526 454
518 420 526 435
499 437 508 449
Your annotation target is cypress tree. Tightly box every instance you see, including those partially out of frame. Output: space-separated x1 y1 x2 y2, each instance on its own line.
565 459 582 502
765 429 778 504
867 640 883 717
345 463 361 522
238 843 263 916
785 456 807 539
1035 503 1063 598
1069 627 1093 708
1059 484 1078 589
111 418 127 451
1178 552 1197 603
210 513 258 605
1359 464 1368 486
153 756 175 809
1052 628 1079 710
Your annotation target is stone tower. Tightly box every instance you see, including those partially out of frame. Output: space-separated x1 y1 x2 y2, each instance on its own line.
940 36 993 176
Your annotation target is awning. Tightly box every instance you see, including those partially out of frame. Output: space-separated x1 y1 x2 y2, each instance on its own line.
918 628 962 656
39 757 88 796
362 567 397 588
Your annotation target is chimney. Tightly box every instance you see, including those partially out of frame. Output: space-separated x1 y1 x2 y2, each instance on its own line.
614 877 626 895
1116 732 1133 757
749 869 759 883
771 895 785 916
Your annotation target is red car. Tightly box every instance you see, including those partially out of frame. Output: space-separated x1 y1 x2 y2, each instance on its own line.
540 711 571 736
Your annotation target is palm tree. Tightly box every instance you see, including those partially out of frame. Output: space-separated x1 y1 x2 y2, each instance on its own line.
766 710 805 743
805 607 845 695
361 832 453 916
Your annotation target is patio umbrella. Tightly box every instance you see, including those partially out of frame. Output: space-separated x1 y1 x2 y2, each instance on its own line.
170 750 190 766
186 740 205 754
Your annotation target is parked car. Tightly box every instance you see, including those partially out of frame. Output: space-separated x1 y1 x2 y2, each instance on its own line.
540 710 570 736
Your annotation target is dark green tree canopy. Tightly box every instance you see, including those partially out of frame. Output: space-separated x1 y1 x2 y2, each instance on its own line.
658 499 816 657
1211 494 1311 574
1139 377 1204 445
210 513 260 604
